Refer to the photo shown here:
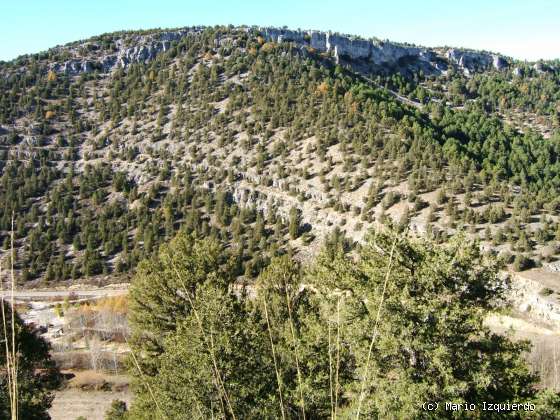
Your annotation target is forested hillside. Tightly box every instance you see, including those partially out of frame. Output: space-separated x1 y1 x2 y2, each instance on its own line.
1 24 560 420
0 25 559 285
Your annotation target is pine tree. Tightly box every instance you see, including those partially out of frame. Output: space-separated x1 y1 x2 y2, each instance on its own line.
128 233 234 417
0 304 60 419
288 206 301 240
145 283 277 419
104 399 128 420
128 232 276 419
257 256 342 418
309 230 551 418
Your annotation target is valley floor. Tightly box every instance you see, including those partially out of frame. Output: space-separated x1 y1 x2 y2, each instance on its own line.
50 387 132 420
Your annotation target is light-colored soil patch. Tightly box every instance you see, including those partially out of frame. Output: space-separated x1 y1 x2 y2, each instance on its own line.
515 269 560 292
486 312 560 391
485 313 559 337
49 388 132 420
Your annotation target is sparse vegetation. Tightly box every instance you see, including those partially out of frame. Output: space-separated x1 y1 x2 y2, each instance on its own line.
0 26 558 286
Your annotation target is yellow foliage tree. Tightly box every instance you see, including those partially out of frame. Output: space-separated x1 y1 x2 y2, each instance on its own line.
94 295 128 315
316 81 329 95
261 42 276 53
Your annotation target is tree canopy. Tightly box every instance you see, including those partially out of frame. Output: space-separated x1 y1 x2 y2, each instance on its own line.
128 230 560 418
0 303 60 419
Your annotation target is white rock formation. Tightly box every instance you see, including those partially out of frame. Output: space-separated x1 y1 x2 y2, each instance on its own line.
48 26 511 77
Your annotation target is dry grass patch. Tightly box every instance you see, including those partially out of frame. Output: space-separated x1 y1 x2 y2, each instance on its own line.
68 370 109 391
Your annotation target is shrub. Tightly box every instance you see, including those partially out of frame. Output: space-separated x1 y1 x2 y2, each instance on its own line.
513 254 532 271
105 399 128 420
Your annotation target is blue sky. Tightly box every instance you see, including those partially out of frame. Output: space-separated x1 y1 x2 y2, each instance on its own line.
1 0 559 61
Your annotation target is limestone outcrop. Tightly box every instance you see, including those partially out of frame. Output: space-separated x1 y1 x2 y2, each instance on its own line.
262 28 509 75
50 28 198 75
47 26 510 77
508 272 560 328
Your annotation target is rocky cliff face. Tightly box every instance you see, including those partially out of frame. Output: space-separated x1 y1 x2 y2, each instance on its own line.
49 28 200 75
508 272 560 328
261 27 509 75
46 26 509 77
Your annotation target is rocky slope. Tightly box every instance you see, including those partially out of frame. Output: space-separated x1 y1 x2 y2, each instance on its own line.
20 26 515 79
262 27 509 75
0 25 559 287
